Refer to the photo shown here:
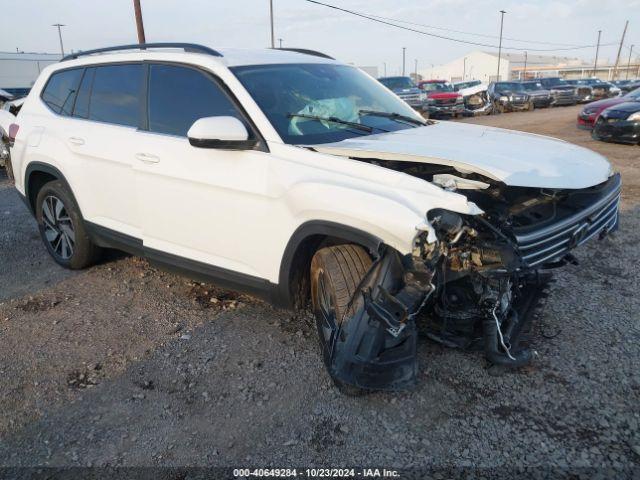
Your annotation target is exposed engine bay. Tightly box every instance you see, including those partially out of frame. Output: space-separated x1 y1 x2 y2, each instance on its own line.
326 159 621 391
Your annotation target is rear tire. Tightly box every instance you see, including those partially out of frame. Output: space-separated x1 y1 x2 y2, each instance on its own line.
310 244 372 395
35 180 102 269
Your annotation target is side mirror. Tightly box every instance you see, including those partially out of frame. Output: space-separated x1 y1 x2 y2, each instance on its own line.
187 116 257 150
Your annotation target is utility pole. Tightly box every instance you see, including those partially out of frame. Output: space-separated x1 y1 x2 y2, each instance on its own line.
626 45 634 79
133 0 146 43
523 51 528 79
414 59 418 81
463 57 467 80
278 38 283 48
269 0 275 48
383 62 387 77
52 24 65 56
592 30 601 77
402 47 406 76
612 20 628 80
496 10 506 81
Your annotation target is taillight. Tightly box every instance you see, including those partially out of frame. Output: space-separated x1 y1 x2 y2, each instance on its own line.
8 123 19 142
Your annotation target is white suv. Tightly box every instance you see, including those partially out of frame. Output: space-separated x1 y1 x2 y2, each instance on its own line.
8 44 620 393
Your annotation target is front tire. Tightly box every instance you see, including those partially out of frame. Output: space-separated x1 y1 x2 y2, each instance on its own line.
35 180 101 269
310 244 372 395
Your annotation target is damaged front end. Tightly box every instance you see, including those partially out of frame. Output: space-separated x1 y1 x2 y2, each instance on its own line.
326 168 621 392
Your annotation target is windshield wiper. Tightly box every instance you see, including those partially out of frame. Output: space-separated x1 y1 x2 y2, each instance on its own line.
287 113 373 133
358 109 429 127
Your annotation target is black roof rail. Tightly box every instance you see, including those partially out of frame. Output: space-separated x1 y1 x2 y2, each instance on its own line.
61 43 223 62
273 48 334 60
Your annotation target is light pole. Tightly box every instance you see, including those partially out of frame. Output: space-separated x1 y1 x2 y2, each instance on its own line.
133 0 146 43
463 57 467 80
523 51 528 79
402 47 406 76
269 0 275 48
496 10 506 81
626 45 634 79
593 30 601 77
52 23 65 56
278 38 283 48
414 59 418 81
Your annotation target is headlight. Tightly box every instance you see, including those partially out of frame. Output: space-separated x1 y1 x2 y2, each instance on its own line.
627 111 640 121
499 96 509 102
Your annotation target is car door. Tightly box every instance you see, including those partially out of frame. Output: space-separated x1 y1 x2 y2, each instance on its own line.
134 62 272 284
67 63 144 239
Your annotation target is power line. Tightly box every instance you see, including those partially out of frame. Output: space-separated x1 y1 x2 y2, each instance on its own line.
305 0 617 52
365 13 590 47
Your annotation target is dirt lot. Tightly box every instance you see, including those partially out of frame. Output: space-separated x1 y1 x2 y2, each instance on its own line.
0 105 639 477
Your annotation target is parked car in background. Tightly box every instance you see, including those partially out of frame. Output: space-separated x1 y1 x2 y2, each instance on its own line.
565 78 601 103
452 80 492 116
617 80 640 93
592 101 640 144
378 76 426 112
487 81 532 112
0 88 13 106
592 82 621 100
520 81 553 108
418 80 464 117
577 87 640 129
9 43 620 393
538 77 577 106
0 96 23 179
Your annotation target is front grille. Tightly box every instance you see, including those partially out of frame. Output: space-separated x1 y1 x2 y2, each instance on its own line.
514 175 621 267
400 94 421 102
434 98 456 106
576 87 591 96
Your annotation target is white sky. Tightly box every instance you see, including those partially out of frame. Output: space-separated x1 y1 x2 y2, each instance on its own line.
2 0 639 75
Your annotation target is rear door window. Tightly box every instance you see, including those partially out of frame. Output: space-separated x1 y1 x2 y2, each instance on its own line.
41 68 83 115
86 64 144 127
147 64 243 137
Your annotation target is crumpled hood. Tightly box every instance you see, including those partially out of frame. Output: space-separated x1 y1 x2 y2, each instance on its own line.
310 121 613 189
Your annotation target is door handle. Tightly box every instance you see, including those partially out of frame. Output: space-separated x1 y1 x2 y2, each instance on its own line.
135 152 160 164
68 136 85 146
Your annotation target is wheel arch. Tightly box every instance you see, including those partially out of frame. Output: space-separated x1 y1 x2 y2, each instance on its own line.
274 220 382 310
24 162 78 216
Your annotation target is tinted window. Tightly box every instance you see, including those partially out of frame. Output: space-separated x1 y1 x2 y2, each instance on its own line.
73 67 95 119
88 64 144 127
148 64 242 137
42 68 83 115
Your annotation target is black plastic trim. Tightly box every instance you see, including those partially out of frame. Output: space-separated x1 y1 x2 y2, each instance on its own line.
188 138 259 150
84 222 275 301
24 162 77 215
85 221 144 256
274 220 382 307
273 48 334 60
61 43 223 62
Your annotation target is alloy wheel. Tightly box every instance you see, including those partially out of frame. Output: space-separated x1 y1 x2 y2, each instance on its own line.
42 195 75 259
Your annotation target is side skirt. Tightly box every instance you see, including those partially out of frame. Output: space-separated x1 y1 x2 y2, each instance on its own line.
85 221 277 304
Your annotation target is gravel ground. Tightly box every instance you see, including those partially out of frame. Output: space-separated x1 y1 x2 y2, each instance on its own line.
0 105 639 478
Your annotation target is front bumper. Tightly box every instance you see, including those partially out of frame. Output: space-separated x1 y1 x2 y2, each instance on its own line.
532 96 552 107
577 113 597 129
427 103 465 116
551 96 577 106
592 119 640 144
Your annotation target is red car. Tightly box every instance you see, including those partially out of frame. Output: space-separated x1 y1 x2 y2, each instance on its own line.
418 80 464 117
578 87 640 129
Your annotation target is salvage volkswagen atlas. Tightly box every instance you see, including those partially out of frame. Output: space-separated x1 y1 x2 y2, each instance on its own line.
7 44 620 393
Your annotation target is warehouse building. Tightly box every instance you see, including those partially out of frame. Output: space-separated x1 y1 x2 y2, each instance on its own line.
419 50 590 82
0 52 62 97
